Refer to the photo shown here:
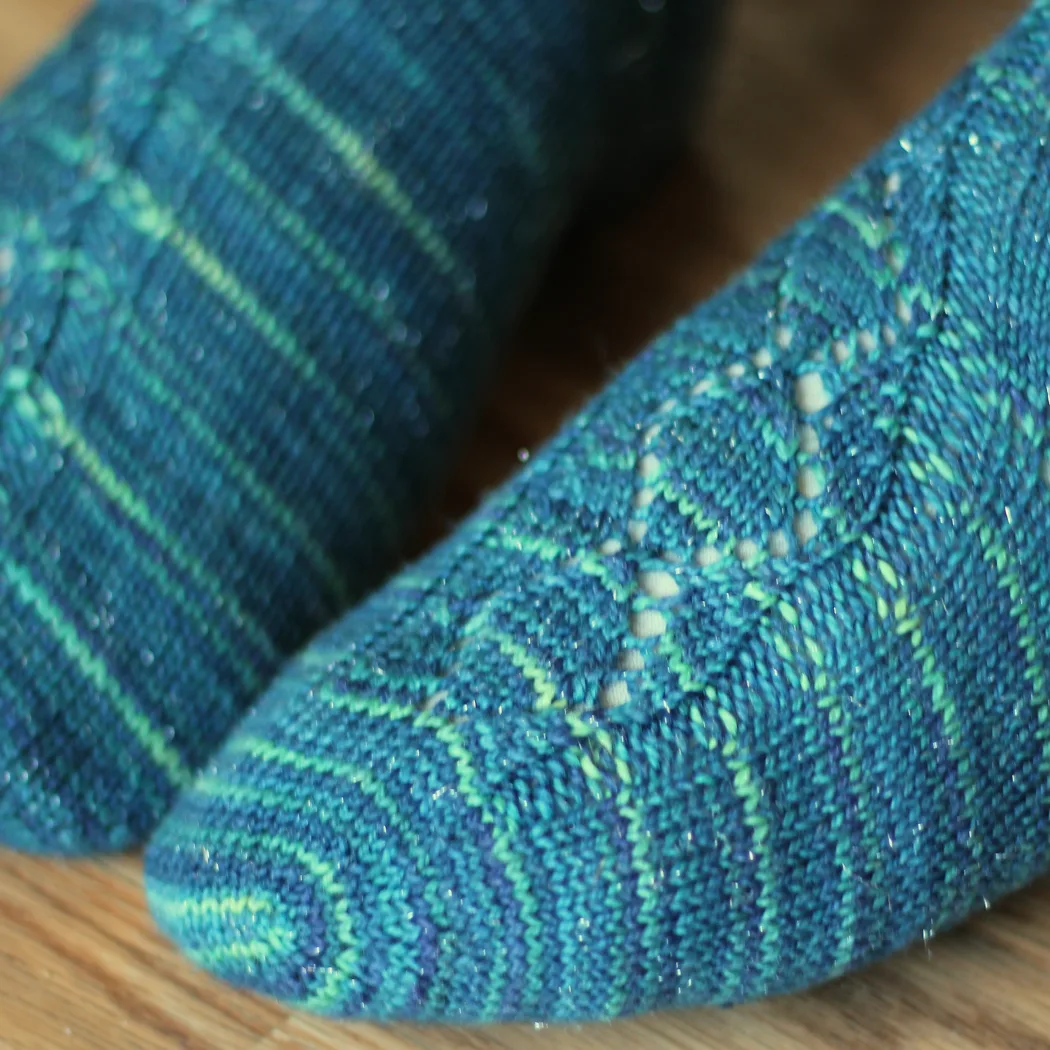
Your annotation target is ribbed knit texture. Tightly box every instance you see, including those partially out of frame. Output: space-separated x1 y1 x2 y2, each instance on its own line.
147 1 1050 1022
0 0 719 853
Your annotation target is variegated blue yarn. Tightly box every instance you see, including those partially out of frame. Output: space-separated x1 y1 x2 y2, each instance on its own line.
0 0 717 852
147 1 1050 1022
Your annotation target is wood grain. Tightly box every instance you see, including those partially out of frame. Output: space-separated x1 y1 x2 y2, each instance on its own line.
1 1 1045 1048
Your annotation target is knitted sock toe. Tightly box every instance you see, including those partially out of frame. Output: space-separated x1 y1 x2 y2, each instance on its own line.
0 0 721 853
146 0 1050 1024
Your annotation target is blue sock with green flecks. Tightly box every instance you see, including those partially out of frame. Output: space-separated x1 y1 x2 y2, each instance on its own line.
146 0 1050 1023
0 0 721 853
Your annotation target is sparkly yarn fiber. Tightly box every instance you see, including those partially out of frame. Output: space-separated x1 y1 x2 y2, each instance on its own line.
0 0 719 853
147 1 1050 1023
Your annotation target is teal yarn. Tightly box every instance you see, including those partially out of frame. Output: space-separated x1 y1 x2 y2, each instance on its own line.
0 0 719 853
147 1 1050 1022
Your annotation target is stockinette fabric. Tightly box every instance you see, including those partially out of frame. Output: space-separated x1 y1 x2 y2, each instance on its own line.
0 0 719 853
146 0 1050 1025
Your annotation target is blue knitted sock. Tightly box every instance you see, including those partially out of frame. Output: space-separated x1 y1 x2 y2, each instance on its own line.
144 1 1050 1025
0 0 721 853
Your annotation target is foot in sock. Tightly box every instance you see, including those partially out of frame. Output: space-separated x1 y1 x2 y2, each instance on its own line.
0 0 718 852
145 1 1050 1021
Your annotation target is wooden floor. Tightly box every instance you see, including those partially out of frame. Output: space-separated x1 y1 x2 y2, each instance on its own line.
0 1 1045 1048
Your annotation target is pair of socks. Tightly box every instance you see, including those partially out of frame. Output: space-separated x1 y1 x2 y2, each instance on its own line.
5 0 1050 1028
